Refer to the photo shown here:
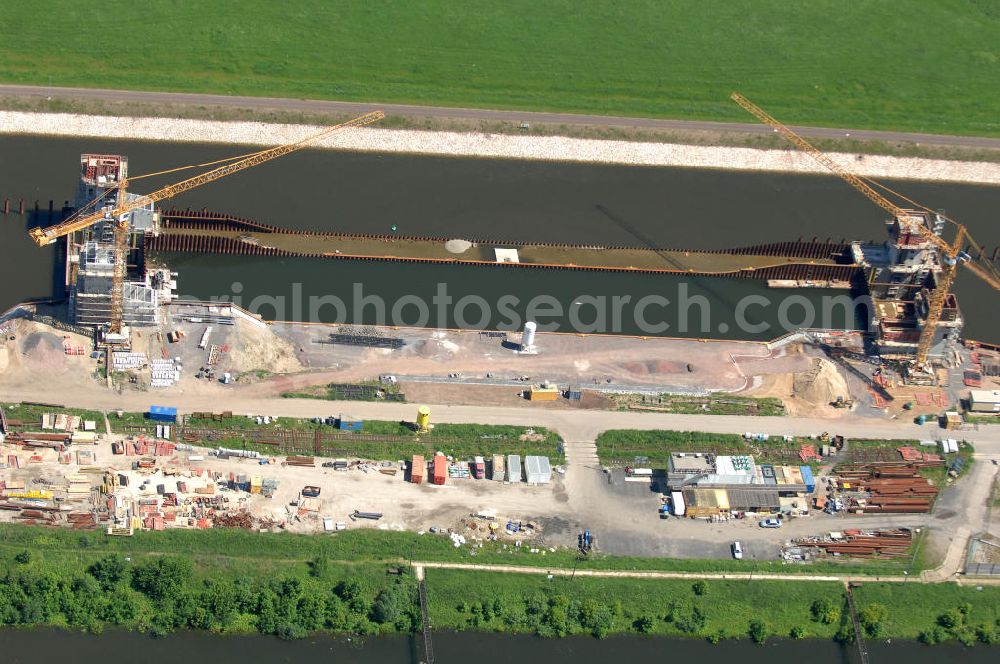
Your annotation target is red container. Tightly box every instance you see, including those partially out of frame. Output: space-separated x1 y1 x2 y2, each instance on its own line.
411 455 425 484
432 455 447 486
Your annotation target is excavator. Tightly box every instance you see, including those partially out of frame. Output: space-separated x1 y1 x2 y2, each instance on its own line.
731 92 1000 379
28 110 385 343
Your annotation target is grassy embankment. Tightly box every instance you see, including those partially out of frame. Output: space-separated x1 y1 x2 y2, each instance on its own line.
107 410 563 462
594 429 875 467
0 402 104 428
283 381 404 402
0 523 920 582
1 525 996 643
609 393 785 416
1 2 999 137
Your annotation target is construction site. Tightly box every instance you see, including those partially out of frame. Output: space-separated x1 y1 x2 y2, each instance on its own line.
0 95 998 574
5 95 995 390
0 396 981 564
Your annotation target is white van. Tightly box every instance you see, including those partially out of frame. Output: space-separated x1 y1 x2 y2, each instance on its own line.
732 541 744 559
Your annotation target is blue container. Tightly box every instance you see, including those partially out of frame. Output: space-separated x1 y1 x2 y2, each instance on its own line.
337 419 363 431
149 405 177 422
800 465 816 493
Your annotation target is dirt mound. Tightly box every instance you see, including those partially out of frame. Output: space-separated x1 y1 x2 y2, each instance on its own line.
21 331 66 372
622 359 687 375
793 358 848 406
414 338 456 359
227 321 302 374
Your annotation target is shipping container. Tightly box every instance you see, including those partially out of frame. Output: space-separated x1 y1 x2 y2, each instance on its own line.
528 387 559 401
800 465 816 493
969 389 1000 412
507 455 522 483
671 491 686 516
491 454 505 481
432 454 447 485
473 456 486 479
410 455 425 484
525 455 551 484
149 405 177 422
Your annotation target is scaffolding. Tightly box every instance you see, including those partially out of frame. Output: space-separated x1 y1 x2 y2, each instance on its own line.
854 211 963 366
70 241 158 327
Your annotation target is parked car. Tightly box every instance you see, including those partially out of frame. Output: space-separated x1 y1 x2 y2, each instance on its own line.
759 518 782 528
731 541 744 559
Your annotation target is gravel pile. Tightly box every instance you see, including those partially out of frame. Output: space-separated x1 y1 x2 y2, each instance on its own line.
1 110 997 185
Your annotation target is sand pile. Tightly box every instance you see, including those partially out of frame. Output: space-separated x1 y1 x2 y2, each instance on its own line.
793 358 848 406
20 331 66 372
227 321 302 374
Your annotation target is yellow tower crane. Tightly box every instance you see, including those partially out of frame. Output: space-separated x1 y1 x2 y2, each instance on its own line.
730 92 1000 373
28 110 385 336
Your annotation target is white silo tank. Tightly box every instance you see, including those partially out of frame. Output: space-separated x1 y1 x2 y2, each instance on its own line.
522 321 537 349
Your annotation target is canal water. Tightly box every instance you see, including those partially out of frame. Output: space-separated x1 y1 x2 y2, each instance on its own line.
0 627 996 663
1 135 999 339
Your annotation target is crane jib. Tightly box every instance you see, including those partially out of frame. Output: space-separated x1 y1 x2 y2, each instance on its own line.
27 110 385 244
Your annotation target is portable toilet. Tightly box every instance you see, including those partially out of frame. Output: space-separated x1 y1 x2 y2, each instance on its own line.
416 406 431 432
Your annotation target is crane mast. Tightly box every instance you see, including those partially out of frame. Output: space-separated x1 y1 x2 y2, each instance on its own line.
729 92 977 371
30 110 384 338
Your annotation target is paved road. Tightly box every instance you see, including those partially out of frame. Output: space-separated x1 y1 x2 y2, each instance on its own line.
3 83 1000 150
3 386 997 449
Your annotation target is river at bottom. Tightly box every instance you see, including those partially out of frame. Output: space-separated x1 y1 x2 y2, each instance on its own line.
0 627 995 664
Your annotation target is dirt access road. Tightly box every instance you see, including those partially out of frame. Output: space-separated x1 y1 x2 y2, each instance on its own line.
2 385 994 449
4 83 1000 151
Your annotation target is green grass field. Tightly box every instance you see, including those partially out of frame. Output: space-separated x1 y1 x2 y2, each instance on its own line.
0 524 917 577
427 568 846 640
6 525 993 641
1 1 999 136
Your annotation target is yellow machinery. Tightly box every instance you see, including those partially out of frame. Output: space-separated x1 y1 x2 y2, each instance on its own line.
28 111 385 336
731 92 1000 372
416 405 431 432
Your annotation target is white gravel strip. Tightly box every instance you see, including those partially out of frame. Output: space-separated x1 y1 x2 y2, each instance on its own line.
2 110 999 185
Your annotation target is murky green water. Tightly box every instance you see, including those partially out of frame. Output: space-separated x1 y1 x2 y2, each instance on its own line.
1 135 998 339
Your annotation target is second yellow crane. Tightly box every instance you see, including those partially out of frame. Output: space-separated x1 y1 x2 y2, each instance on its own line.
731 92 1000 373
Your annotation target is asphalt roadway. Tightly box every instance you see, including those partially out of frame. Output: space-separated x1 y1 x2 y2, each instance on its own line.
2 385 997 450
4 83 1000 151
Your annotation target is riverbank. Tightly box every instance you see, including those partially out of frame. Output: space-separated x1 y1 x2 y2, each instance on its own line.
1 525 998 645
3 110 1000 185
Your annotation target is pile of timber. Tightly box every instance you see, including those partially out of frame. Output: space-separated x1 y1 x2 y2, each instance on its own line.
286 455 315 467
15 509 57 524
67 512 97 529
